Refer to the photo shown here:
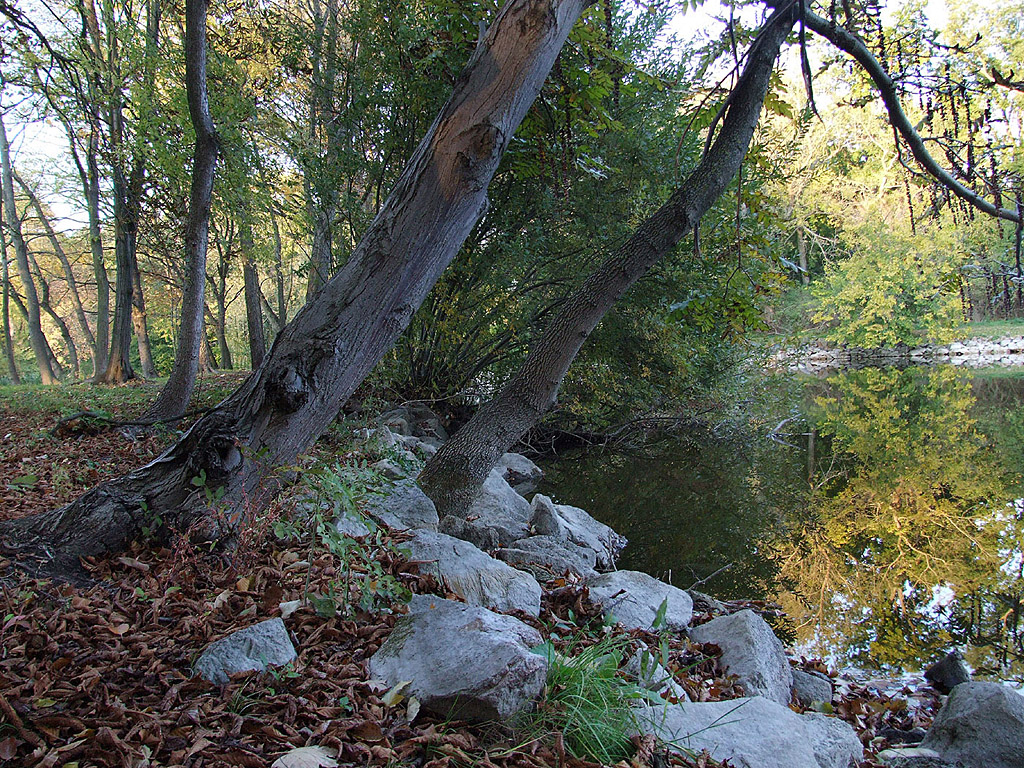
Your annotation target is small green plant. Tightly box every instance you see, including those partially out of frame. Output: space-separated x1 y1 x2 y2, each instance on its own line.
282 462 411 617
520 635 657 764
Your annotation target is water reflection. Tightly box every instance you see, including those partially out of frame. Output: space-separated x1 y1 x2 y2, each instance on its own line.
540 366 1024 681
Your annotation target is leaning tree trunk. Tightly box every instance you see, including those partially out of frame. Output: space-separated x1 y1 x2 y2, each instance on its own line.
419 4 799 519
2 0 593 568
0 112 57 385
144 0 219 421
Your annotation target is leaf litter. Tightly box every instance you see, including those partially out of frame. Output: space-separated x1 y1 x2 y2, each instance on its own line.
0 387 945 768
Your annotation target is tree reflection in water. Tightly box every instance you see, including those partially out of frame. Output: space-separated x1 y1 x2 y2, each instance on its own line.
540 366 1024 682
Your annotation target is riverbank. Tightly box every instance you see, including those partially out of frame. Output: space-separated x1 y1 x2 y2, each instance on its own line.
773 335 1024 373
2 389 1022 767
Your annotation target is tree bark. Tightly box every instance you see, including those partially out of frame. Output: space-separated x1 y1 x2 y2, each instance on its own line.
145 0 219 420
2 0 593 566
1 223 21 383
418 3 798 519
240 204 266 368
0 111 57 384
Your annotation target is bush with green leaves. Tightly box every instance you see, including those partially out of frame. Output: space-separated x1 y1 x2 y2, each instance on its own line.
812 223 963 347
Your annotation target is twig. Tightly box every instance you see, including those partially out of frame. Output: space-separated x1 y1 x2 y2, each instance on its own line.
688 562 733 590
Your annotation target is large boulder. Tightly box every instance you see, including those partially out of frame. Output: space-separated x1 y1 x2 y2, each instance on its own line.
497 452 544 496
637 697 862 768
688 610 792 706
363 479 439 532
404 530 541 616
193 618 297 685
368 595 547 722
495 535 598 580
920 681 1024 768
587 570 693 631
440 469 533 548
923 650 971 694
530 495 626 571
792 668 834 707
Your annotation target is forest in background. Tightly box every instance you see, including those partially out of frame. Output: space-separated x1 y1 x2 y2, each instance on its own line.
0 0 1021 432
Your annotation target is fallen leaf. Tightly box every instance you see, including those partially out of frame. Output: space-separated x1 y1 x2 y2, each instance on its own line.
235 576 251 592
349 720 384 743
382 680 411 707
270 745 339 768
0 736 18 760
211 589 232 611
109 623 130 636
279 600 301 619
406 696 421 723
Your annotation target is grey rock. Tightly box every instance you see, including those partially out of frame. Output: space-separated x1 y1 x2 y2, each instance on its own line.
405 530 541 616
495 535 598 580
449 469 533 548
194 618 297 685
687 589 726 615
555 501 626 571
637 697 862 768
335 510 372 538
440 514 500 550
530 494 567 538
372 458 410 480
497 452 544 496
364 479 439 532
876 747 950 767
924 650 971 694
688 610 792 706
368 595 547 722
793 668 834 707
803 711 865 768
587 570 693 631
529 494 626 571
623 648 688 701
921 681 1024 768
878 727 927 746
380 403 448 441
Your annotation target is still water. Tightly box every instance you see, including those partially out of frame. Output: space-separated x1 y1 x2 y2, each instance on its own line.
539 366 1024 682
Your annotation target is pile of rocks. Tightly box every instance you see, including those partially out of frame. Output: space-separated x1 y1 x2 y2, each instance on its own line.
193 403 1024 768
775 336 1024 374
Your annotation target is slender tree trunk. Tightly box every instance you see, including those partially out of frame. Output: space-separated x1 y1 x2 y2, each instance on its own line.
98 171 137 384
15 172 97 369
419 5 798 519
3 0 593 566
240 205 266 368
200 324 217 372
30 252 80 378
1 225 20 383
85 127 110 377
0 112 57 384
130 244 156 377
145 0 219 420
271 207 287 330
797 224 809 285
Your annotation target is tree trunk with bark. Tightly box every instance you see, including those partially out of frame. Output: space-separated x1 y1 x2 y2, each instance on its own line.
1 225 20 383
0 112 57 385
2 0 593 569
240 205 266 368
418 4 799 519
144 0 219 421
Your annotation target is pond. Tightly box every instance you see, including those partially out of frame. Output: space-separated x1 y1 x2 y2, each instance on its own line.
538 365 1024 683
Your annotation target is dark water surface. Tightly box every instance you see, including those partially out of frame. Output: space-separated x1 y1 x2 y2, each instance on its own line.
539 366 1024 682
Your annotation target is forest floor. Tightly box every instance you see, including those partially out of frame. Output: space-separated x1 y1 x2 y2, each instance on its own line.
0 378 942 768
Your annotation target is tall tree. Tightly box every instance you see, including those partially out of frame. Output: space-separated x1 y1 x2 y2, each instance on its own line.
3 0 595 567
0 109 56 384
419 2 799 518
144 0 219 421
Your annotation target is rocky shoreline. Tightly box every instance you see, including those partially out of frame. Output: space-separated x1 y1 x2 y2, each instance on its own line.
774 335 1024 374
193 404 1024 768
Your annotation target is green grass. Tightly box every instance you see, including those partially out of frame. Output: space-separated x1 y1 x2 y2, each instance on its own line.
518 636 657 764
963 318 1024 339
